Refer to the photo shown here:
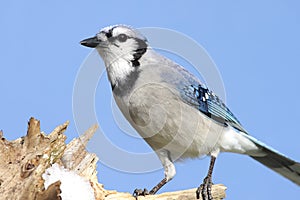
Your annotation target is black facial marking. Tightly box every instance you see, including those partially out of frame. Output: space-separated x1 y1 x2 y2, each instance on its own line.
105 27 114 38
131 38 147 67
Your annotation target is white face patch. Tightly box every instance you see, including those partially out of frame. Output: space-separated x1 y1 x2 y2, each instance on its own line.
106 56 135 87
96 37 138 86
94 25 148 88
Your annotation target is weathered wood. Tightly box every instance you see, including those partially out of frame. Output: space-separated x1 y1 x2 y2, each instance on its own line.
61 124 106 200
36 181 62 200
0 117 68 200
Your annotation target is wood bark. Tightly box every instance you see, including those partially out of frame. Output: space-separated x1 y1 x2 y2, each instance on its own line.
0 118 226 200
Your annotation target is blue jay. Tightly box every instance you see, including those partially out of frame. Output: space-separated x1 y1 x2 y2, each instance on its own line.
81 25 300 199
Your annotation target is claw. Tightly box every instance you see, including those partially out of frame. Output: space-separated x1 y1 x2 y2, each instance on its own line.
133 188 149 198
196 185 202 199
132 178 168 198
196 177 213 200
196 156 216 200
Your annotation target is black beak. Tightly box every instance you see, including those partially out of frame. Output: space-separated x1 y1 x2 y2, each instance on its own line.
80 36 101 48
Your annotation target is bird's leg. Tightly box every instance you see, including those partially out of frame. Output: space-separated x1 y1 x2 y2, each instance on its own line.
133 150 175 198
196 156 216 200
149 177 168 194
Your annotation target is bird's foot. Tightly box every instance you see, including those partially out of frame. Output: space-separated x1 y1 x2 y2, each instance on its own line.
133 188 151 199
196 176 213 200
133 178 167 199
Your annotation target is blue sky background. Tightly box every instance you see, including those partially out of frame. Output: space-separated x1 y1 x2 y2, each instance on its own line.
1 1 300 199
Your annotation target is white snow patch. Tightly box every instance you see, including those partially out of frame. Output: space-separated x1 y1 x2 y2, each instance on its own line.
42 163 95 200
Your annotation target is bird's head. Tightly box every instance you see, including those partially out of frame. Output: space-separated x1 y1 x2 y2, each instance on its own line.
81 25 148 67
81 25 148 90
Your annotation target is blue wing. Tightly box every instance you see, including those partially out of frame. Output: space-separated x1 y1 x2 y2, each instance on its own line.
182 84 247 133
159 62 246 133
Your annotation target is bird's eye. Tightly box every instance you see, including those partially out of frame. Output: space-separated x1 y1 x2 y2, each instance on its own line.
117 34 128 42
